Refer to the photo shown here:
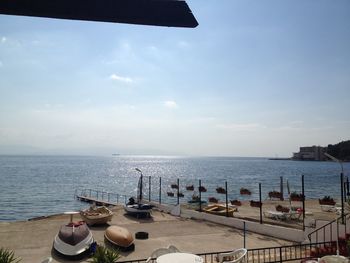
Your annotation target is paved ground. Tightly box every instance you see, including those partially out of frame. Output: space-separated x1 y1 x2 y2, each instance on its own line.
0 199 343 263
0 206 295 263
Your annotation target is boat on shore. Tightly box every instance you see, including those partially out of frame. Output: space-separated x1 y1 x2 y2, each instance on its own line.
53 211 94 258
203 204 237 217
123 168 153 217
80 206 113 226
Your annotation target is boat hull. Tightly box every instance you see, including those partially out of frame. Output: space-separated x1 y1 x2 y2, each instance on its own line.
80 206 113 226
105 225 134 251
203 204 237 217
53 222 94 257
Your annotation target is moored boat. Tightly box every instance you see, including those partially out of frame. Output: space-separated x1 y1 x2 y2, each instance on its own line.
80 206 113 226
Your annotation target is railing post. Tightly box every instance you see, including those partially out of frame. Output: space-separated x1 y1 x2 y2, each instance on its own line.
177 178 180 205
199 179 202 212
302 175 305 231
280 176 284 201
279 247 282 263
243 221 246 248
259 183 262 224
149 176 151 202
225 181 228 217
159 177 162 204
341 172 344 224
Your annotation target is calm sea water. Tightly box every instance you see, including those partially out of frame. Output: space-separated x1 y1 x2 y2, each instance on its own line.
0 155 349 221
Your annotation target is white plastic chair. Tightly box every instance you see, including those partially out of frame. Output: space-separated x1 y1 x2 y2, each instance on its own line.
218 248 247 263
145 247 172 263
40 257 52 263
167 244 180 253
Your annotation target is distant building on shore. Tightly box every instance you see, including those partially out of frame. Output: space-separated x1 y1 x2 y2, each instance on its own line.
292 146 327 161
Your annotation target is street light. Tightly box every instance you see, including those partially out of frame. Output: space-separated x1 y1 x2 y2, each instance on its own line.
135 168 143 203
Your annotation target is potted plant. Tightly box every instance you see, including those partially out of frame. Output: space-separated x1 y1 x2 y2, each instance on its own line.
230 199 242 206
268 191 283 200
198 186 207 192
290 192 304 201
250 200 262 208
177 192 184 198
186 185 194 191
275 205 290 213
240 188 251 195
89 245 120 263
319 196 336 206
208 197 219 203
0 248 21 263
216 186 226 194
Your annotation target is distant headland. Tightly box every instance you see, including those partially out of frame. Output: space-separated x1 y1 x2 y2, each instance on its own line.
292 140 350 162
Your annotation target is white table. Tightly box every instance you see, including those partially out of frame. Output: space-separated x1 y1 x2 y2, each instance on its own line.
156 253 203 263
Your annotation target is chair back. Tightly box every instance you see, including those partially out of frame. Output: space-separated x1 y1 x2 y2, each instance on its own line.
167 245 180 253
219 248 247 263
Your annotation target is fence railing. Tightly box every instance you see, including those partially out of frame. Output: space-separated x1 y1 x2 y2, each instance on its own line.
308 212 350 244
117 242 334 263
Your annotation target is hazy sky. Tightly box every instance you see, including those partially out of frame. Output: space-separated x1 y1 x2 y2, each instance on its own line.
0 1 349 157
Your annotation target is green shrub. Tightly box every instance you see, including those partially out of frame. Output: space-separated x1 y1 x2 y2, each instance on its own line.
89 245 120 263
0 248 21 263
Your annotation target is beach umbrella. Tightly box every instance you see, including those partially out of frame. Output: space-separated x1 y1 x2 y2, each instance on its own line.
0 0 199 28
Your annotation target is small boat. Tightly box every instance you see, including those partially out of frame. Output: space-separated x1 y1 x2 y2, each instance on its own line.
203 204 237 217
80 206 113 226
53 211 94 258
123 169 153 217
167 192 175 197
105 225 134 251
124 203 153 217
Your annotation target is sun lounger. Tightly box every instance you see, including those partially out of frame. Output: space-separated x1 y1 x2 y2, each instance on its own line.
264 210 288 220
320 205 337 212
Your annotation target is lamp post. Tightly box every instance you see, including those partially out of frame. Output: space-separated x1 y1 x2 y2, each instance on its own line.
324 153 344 223
135 168 143 204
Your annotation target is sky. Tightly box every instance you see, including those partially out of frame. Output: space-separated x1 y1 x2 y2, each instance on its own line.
0 0 349 157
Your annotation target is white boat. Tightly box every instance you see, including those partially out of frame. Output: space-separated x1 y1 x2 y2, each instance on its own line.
53 211 94 258
124 168 153 217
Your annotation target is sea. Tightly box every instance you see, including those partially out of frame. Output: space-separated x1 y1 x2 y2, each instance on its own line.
0 155 349 221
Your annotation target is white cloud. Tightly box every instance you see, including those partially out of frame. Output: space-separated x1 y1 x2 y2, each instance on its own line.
178 40 190 48
216 123 266 131
163 100 178 109
110 74 133 83
1 37 6 43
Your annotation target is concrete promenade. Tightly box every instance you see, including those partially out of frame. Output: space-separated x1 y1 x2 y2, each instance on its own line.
0 199 342 262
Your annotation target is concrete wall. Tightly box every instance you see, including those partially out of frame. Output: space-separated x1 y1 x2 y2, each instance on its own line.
151 202 305 243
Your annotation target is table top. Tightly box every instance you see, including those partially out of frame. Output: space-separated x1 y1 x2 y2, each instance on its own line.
156 253 203 263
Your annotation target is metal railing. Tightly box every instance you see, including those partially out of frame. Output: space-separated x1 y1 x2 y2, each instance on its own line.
117 242 333 263
75 188 131 205
307 212 350 244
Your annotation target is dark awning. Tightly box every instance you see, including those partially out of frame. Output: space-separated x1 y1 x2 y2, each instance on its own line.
0 0 198 28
